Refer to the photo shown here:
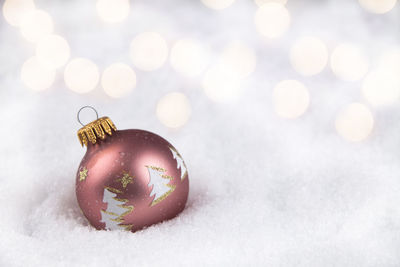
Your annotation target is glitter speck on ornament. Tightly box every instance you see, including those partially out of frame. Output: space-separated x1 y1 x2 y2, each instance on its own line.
254 3 290 39
273 80 310 119
335 103 374 142
156 92 192 128
101 63 136 98
129 32 169 71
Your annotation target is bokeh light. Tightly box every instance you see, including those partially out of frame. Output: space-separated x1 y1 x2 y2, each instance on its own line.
255 0 288 6
21 56 56 91
156 92 192 128
101 63 136 98
20 9 54 43
362 70 400 107
170 38 209 77
64 58 100 94
130 32 168 71
254 3 290 39
358 0 397 14
2 0 35 27
220 41 257 79
290 37 328 76
335 103 374 142
96 0 130 23
202 64 242 103
201 0 235 10
330 43 369 81
362 49 400 106
36 34 70 69
273 80 309 119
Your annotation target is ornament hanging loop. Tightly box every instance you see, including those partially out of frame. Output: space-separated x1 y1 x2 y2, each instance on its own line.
77 106 99 126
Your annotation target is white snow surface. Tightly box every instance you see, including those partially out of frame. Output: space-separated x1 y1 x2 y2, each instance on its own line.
1 0 400 266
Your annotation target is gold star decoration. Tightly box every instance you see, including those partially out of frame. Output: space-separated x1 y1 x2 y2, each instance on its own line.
116 172 134 188
79 167 88 182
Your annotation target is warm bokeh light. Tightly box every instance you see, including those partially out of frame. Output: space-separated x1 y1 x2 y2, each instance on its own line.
273 80 309 119
21 56 56 91
335 103 374 142
379 49 400 74
156 92 192 128
358 0 397 14
202 64 242 103
255 0 288 6
201 0 235 10
362 48 400 106
362 70 400 107
96 0 130 23
101 63 136 98
2 0 35 27
290 37 328 76
20 10 54 43
330 43 369 81
36 34 70 69
64 58 100 94
221 41 256 79
170 38 209 77
254 3 290 39
130 32 168 71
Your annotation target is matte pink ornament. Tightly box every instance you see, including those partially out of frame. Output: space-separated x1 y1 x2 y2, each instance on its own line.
75 112 189 232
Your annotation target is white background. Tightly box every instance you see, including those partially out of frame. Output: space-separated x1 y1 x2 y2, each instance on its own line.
0 0 400 266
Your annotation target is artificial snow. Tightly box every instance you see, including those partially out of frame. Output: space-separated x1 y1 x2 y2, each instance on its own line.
0 0 400 266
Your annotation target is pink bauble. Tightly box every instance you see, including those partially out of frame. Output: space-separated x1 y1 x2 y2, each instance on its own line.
75 117 189 232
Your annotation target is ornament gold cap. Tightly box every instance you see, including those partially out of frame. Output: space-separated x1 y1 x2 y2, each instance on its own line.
77 106 117 147
77 117 117 146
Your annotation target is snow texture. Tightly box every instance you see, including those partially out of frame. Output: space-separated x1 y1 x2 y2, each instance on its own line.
0 0 400 266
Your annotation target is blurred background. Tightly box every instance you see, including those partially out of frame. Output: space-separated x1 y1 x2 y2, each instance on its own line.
0 0 400 266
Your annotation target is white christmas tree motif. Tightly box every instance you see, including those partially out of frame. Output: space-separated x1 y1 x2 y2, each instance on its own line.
146 166 176 206
100 186 134 231
169 147 187 180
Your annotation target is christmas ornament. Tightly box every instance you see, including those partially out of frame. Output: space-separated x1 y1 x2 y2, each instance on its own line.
75 106 189 232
